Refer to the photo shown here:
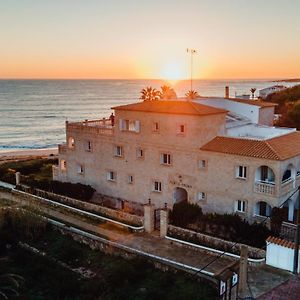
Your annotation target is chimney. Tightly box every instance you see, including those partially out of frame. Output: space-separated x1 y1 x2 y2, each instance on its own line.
225 86 229 98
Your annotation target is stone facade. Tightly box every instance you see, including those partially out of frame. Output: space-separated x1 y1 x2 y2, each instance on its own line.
54 99 300 223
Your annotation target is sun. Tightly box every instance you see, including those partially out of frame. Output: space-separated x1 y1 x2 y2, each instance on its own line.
160 62 186 84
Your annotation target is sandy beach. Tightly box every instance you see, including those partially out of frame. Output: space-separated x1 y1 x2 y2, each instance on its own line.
0 148 58 162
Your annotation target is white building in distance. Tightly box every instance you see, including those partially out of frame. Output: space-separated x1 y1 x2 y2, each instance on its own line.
53 92 300 223
259 85 287 99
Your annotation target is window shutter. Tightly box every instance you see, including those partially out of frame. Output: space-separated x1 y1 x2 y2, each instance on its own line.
135 120 140 132
119 119 123 131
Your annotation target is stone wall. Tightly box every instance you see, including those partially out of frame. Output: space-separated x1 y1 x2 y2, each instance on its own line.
168 225 266 259
1 187 143 227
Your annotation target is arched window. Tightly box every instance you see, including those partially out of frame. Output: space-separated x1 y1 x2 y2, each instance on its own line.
255 166 275 183
282 164 296 183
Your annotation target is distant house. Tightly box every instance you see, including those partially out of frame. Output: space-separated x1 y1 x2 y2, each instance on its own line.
259 85 287 99
53 90 300 224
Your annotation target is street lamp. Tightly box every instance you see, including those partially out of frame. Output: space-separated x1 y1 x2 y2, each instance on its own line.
186 48 197 91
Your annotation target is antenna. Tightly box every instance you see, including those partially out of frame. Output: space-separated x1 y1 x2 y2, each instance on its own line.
187 48 196 91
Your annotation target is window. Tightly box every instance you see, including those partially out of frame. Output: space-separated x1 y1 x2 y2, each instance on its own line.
160 153 171 165
85 140 92 151
236 166 247 179
114 145 123 157
77 164 84 174
68 137 75 149
235 200 246 213
128 175 134 184
177 124 186 135
119 119 140 132
107 171 116 181
60 159 67 171
153 181 162 192
198 160 206 169
197 192 206 201
152 122 159 132
136 147 144 159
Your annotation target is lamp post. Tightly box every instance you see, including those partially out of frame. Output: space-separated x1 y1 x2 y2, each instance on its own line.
186 48 196 91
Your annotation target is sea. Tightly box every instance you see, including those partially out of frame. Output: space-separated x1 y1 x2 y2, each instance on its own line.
0 79 297 151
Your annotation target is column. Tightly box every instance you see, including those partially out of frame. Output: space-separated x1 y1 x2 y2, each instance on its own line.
160 209 169 238
15 172 21 186
144 204 155 233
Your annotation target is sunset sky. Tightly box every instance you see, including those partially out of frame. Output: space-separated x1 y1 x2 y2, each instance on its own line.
1 0 300 79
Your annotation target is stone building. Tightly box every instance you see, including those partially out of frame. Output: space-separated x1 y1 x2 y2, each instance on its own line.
53 94 300 222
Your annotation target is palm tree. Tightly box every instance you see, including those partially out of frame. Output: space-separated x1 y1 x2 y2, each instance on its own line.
160 85 177 100
250 88 256 99
185 90 199 100
139 87 161 101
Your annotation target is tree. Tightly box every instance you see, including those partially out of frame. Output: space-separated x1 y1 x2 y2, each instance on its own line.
160 85 177 100
185 90 199 99
250 88 256 99
139 87 161 101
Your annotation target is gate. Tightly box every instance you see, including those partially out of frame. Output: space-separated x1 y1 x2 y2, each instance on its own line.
154 209 161 230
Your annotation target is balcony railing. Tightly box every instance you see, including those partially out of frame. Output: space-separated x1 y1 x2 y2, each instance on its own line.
254 181 276 196
280 178 295 197
67 118 114 135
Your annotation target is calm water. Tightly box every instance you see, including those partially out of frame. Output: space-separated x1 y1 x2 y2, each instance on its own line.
0 79 296 151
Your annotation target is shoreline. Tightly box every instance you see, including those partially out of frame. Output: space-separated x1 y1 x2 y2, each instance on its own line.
0 148 58 159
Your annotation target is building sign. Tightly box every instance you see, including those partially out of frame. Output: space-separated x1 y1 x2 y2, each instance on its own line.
169 180 192 189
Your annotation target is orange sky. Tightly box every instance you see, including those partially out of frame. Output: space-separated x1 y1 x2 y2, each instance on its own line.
1 0 300 79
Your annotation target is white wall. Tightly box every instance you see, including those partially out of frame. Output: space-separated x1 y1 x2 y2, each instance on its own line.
196 98 260 123
266 242 300 272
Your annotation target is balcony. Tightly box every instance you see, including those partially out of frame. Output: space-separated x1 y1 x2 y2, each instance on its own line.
66 118 114 135
254 181 276 196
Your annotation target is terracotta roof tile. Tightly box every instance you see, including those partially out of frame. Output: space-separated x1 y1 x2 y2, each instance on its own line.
201 131 300 161
112 101 227 116
267 236 300 249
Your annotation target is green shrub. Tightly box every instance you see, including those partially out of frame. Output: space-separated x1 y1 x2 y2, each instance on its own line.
169 201 202 227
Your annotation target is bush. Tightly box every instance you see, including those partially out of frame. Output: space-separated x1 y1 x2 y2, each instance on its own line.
169 201 202 227
169 202 272 248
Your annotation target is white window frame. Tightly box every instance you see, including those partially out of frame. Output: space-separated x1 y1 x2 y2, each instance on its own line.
114 145 123 157
152 122 160 133
136 147 144 159
160 153 172 165
119 119 140 133
177 123 186 136
107 171 116 182
128 174 134 184
198 159 207 169
153 181 162 192
77 164 84 175
68 137 75 149
236 165 247 179
235 200 246 213
60 159 67 171
197 192 206 201
85 140 92 152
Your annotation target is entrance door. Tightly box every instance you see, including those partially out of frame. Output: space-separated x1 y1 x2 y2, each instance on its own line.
173 187 188 204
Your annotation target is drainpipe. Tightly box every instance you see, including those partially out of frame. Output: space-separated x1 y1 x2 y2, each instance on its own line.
293 187 300 274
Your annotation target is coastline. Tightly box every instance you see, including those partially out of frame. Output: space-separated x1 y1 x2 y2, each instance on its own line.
0 148 58 160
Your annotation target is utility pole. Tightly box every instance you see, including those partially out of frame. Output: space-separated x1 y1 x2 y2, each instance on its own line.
186 48 196 91
293 187 300 274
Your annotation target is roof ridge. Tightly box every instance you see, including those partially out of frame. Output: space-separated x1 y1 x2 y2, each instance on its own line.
264 140 281 160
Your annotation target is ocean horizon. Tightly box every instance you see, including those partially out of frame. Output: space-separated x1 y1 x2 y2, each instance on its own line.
0 79 298 151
